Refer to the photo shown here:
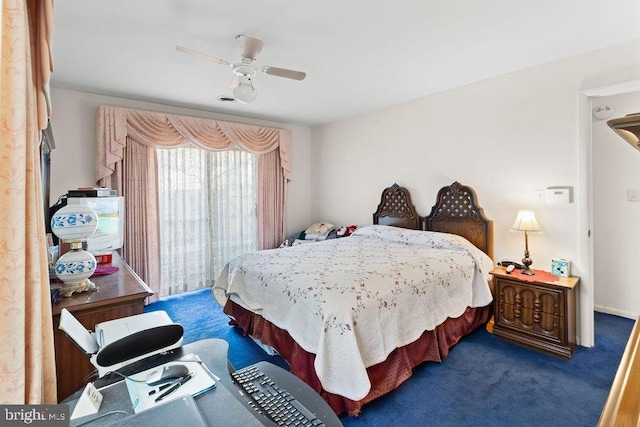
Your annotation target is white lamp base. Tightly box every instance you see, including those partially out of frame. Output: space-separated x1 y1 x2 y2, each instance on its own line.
54 248 98 297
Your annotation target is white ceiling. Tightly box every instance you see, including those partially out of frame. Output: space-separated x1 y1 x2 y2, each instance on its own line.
51 0 640 127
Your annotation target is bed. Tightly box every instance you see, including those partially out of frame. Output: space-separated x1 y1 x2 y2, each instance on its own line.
212 181 494 416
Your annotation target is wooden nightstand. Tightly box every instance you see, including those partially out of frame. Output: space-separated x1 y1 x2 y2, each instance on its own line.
490 267 579 360
51 252 153 401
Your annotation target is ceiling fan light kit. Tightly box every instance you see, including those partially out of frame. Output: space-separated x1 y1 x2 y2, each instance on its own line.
176 34 306 105
233 77 257 104
233 61 257 78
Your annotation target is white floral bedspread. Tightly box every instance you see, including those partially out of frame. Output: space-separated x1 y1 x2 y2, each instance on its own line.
212 225 494 400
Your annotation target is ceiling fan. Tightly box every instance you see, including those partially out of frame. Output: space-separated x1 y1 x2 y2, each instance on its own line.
176 34 306 104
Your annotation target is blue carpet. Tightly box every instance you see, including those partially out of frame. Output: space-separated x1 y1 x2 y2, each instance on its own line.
145 288 634 426
144 288 288 371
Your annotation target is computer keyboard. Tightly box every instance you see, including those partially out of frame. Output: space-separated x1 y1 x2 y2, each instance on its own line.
232 365 326 427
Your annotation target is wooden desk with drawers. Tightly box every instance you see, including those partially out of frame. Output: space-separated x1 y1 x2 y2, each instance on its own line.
51 252 153 401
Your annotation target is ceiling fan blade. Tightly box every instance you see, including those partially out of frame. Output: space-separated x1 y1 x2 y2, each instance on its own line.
230 75 240 89
175 45 231 66
262 66 306 81
237 35 264 60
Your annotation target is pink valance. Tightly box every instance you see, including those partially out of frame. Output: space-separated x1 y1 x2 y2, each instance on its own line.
96 106 291 183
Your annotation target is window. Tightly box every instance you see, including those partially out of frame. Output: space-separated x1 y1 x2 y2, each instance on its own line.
157 146 257 296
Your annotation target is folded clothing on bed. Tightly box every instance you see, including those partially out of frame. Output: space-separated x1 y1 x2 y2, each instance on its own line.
304 222 335 240
280 223 341 247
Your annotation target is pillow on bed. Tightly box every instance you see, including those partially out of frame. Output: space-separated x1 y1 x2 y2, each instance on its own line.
304 222 335 240
353 225 494 276
354 224 466 248
352 224 415 241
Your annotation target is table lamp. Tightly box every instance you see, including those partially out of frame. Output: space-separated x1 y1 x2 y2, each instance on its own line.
50 204 99 296
510 210 542 275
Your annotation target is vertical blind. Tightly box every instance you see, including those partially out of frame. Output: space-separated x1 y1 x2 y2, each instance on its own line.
157 146 258 296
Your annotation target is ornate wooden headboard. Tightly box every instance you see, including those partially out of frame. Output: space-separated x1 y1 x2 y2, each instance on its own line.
423 181 493 259
372 183 422 230
372 182 493 258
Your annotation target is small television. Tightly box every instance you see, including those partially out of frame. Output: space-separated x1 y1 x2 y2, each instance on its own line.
66 196 125 255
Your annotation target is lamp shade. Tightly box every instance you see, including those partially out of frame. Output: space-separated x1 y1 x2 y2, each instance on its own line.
511 210 542 233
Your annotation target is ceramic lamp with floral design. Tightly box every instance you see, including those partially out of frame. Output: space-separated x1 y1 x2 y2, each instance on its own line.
50 204 99 296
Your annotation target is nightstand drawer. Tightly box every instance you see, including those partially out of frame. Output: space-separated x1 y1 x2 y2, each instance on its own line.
497 305 564 344
496 278 565 317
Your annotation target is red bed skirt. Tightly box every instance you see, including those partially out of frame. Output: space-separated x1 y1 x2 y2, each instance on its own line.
224 300 491 416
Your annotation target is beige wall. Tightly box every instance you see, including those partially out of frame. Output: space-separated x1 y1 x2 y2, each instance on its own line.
310 38 640 346
48 88 314 236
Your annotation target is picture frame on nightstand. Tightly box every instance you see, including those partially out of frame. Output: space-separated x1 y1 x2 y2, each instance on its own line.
551 258 570 277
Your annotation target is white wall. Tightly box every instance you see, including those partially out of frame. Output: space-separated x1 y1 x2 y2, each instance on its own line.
49 39 640 346
48 88 314 235
311 38 640 346
592 91 640 318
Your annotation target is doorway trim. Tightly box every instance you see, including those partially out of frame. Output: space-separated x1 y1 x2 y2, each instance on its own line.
580 79 640 347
